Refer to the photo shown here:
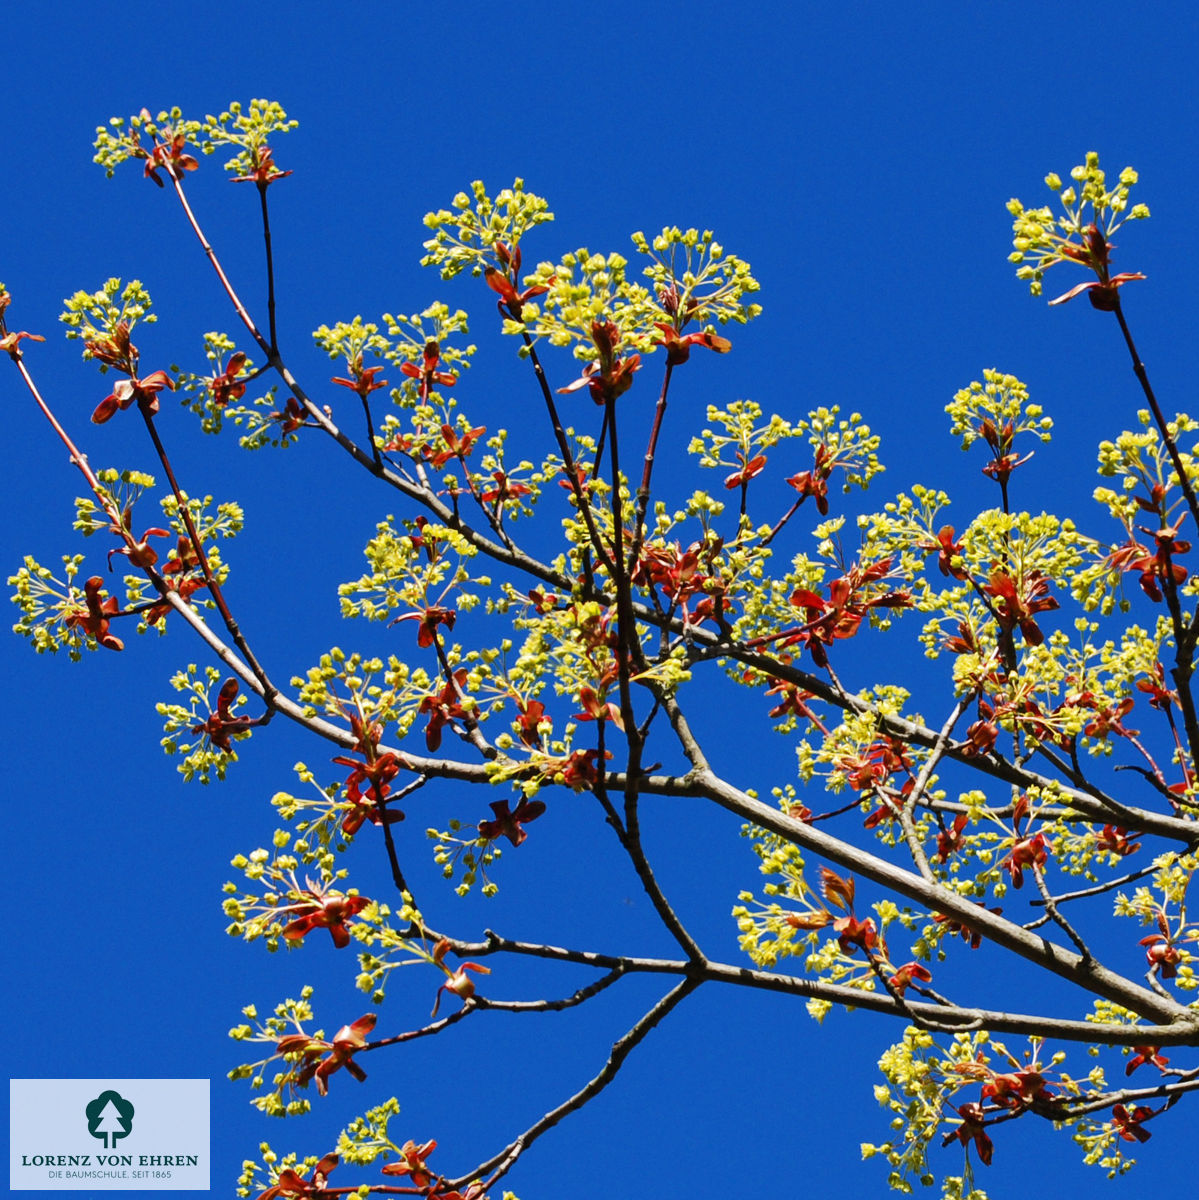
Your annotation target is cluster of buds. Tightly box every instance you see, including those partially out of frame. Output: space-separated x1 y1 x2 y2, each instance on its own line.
278 882 371 949
86 322 175 425
274 1014 376 1097
331 714 408 834
558 319 642 405
632 537 733 630
761 558 911 667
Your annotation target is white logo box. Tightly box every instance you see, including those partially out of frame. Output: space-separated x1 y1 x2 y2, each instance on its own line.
10 1079 209 1191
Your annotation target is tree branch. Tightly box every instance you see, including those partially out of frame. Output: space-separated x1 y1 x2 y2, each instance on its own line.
452 977 699 1190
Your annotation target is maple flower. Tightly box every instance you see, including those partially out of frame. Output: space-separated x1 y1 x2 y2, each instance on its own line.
1111 1103 1154 1143
484 240 552 320
968 413 1038 486
1009 156 1149 304
780 558 912 666
144 576 207 626
1081 697 1137 742
0 328 45 356
633 537 731 629
106 521 171 571
425 423 486 469
1126 1045 1169 1076
208 351 248 407
942 619 978 656
887 962 932 995
395 603 457 648
920 525 968 580
255 1153 338 1200
763 678 828 732
1140 931 1182 979
401 339 457 391
335 717 409 832
959 713 1000 758
230 144 293 186
280 887 371 949
942 1102 993 1165
144 130 199 187
981 1068 1056 1111
556 747 611 790
191 677 256 752
1003 831 1049 889
723 452 768 491
1126 522 1190 602
431 938 491 1016
573 685 625 730
833 913 880 956
478 470 533 507
91 369 174 424
331 360 388 400
313 1013 375 1095
526 588 560 614
1048 232 1145 309
477 798 547 847
84 321 136 371
935 813 970 861
1097 824 1141 857
331 743 407 833
651 321 731 366
932 904 1002 950
270 396 309 434
511 696 549 747
1136 669 1176 719
982 567 1059 646
558 319 641 405
275 1014 377 1097
419 669 470 752
380 1139 438 1185
65 576 124 651
784 444 835 515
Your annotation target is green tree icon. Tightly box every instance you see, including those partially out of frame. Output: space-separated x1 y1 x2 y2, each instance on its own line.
85 1090 134 1149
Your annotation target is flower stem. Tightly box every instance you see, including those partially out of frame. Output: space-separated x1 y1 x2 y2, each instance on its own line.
1112 298 1199 529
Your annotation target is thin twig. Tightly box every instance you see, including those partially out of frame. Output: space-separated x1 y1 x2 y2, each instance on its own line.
453 977 699 1190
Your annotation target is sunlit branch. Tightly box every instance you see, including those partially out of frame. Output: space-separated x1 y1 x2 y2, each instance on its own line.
900 697 970 882
1028 863 1160 914
627 360 675 573
256 181 279 353
439 931 1198 1045
603 393 643 749
472 966 625 1013
8 349 284 712
363 1005 474 1052
696 768 1198 1026
169 173 272 356
1029 864 1092 959
518 331 617 577
1156 548 1199 779
376 775 428 900
1054 1074 1199 1120
1034 740 1177 830
712 641 1199 845
137 406 275 697
9 352 113 499
1112 297 1199 534
453 977 699 1190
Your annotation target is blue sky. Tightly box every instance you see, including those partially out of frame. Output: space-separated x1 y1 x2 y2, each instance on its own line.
4 3 1199 1198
